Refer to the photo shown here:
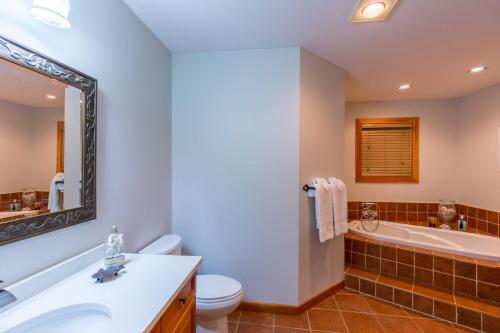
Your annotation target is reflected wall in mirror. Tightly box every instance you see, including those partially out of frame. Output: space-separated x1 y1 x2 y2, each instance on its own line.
0 59 83 219
0 36 96 245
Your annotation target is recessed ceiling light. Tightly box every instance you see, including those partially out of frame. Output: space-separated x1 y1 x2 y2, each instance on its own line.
46 94 57 100
398 84 411 90
30 0 71 29
351 0 399 23
362 2 386 19
468 66 487 74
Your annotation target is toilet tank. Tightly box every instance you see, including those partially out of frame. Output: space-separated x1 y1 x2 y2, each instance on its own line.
139 234 182 255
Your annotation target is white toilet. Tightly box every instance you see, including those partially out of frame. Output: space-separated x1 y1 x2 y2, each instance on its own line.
138 234 182 255
139 234 243 333
196 274 243 333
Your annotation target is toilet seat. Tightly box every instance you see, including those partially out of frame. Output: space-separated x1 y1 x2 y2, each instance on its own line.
196 275 242 303
196 289 243 304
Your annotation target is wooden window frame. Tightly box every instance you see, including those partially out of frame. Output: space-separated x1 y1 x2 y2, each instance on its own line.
355 117 419 183
56 121 65 173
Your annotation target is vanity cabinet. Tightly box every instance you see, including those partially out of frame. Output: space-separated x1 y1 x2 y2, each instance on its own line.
149 276 196 333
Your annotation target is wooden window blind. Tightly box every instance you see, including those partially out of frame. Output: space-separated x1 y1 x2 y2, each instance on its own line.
356 118 419 183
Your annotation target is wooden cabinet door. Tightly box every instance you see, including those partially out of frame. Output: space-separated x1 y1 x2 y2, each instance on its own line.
173 299 195 333
149 276 196 333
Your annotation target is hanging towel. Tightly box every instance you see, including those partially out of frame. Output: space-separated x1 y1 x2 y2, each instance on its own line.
312 178 334 242
48 173 64 213
329 178 348 236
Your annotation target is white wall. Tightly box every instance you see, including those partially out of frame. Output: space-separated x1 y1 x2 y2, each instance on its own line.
63 87 82 210
0 0 172 284
30 107 64 191
172 48 301 305
345 100 459 202
298 49 345 303
0 100 63 193
456 83 500 211
0 100 33 193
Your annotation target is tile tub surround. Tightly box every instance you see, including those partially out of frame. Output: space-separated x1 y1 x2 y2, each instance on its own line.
345 233 500 304
0 191 49 211
228 288 474 333
345 267 500 332
0 191 50 223
348 201 500 238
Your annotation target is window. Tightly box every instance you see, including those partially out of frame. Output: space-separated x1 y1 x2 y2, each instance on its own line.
356 117 419 183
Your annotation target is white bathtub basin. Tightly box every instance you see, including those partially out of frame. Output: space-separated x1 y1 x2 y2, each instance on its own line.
4 304 111 333
0 212 30 219
349 220 500 261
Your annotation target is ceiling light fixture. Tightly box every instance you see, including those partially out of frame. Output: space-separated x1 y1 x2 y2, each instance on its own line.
46 94 57 100
351 0 399 23
30 0 71 29
362 2 386 19
398 84 411 90
468 66 487 74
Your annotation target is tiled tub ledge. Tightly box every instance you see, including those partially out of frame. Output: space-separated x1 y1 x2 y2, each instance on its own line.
345 267 500 332
348 201 500 238
345 232 500 305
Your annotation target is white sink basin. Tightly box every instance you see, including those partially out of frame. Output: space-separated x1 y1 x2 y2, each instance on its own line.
4 303 111 333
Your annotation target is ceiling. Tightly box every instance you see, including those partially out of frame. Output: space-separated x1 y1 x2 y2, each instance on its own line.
124 0 500 101
0 58 65 108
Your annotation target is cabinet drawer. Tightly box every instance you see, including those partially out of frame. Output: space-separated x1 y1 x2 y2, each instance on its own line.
157 277 195 332
173 296 195 333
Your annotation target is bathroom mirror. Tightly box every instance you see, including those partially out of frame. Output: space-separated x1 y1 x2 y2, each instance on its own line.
0 36 97 245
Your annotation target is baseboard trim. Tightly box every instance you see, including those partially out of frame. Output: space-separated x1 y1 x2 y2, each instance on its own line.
237 280 345 315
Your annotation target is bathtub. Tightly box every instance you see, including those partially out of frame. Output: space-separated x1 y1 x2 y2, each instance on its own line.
0 211 30 219
348 220 500 261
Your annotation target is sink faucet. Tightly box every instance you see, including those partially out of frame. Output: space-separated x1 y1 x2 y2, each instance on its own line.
0 280 17 309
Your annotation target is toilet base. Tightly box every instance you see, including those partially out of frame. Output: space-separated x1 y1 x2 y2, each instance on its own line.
196 315 228 333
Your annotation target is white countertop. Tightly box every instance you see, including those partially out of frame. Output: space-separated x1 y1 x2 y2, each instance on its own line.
0 254 202 333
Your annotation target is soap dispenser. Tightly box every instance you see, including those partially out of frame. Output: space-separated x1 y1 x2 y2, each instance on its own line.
458 215 467 232
11 200 20 211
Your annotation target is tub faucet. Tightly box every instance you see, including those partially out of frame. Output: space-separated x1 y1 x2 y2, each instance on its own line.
0 280 17 309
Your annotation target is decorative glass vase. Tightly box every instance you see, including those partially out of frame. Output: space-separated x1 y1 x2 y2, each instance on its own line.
438 200 456 230
21 188 37 210
359 202 380 232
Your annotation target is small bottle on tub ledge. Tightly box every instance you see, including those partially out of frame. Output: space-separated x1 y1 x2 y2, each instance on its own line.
428 217 438 228
457 215 467 232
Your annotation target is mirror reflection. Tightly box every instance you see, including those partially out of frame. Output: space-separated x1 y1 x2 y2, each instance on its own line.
0 58 83 224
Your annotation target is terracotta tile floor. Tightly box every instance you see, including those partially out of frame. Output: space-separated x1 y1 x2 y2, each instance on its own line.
229 289 478 333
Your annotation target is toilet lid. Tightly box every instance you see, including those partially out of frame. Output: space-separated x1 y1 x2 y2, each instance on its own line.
196 275 242 302
138 234 181 255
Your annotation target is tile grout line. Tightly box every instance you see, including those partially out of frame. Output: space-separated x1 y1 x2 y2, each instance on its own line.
306 307 312 333
332 294 350 333
361 294 388 333
235 311 242 333
405 313 425 333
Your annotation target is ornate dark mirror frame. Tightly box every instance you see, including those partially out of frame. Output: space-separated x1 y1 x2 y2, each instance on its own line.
0 35 97 246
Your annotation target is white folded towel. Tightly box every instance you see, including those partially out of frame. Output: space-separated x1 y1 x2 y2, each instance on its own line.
48 173 64 213
312 178 334 242
329 178 348 236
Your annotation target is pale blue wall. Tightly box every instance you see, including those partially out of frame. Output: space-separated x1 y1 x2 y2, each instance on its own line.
172 48 301 305
298 49 346 303
0 0 172 284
